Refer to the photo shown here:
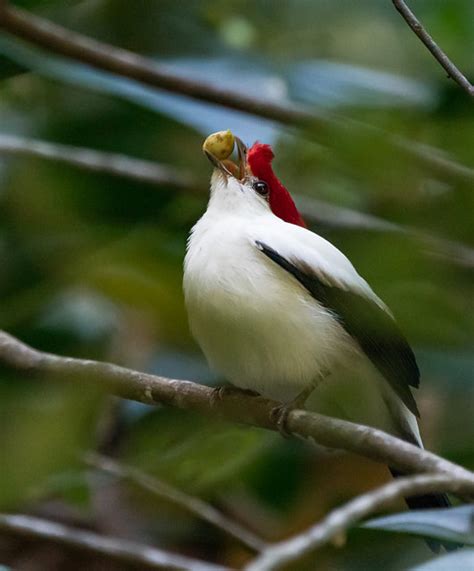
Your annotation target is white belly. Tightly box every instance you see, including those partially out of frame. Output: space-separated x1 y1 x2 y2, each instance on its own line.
184 214 421 444
184 219 355 401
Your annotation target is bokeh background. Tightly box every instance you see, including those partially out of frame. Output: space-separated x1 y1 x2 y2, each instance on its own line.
0 1 473 569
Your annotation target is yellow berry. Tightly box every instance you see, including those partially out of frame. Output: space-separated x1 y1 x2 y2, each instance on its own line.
202 130 235 160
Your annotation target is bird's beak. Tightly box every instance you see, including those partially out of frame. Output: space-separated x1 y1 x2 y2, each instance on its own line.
203 136 248 181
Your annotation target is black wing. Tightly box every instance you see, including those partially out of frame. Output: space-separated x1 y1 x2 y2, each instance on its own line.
256 241 420 417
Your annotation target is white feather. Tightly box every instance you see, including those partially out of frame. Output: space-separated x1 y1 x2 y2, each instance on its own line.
184 171 422 445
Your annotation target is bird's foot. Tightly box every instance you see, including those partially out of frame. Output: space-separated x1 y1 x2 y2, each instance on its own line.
270 385 315 438
210 385 260 407
270 402 295 439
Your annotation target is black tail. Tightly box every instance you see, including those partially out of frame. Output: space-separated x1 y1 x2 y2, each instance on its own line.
389 467 460 553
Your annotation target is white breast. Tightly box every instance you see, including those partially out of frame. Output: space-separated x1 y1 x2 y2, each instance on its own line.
183 212 355 402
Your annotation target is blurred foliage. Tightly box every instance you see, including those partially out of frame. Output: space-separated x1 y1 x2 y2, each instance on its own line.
0 1 473 570
363 505 474 546
411 550 474 571
0 377 103 508
123 408 273 495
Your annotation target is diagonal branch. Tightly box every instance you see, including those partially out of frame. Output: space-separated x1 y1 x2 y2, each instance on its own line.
84 452 267 552
0 4 474 184
1 133 473 269
245 473 474 571
0 329 473 483
0 3 307 125
392 0 474 97
0 513 231 571
0 134 198 190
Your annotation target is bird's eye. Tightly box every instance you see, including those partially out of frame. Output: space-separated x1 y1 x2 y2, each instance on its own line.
253 180 269 196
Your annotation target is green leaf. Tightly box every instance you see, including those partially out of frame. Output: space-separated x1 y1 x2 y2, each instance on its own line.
0 378 103 508
123 408 272 495
42 469 91 509
409 550 474 571
362 505 474 546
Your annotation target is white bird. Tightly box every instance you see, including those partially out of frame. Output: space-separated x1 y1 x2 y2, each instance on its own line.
183 136 452 549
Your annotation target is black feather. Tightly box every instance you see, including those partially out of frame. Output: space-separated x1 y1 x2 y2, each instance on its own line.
255 241 420 416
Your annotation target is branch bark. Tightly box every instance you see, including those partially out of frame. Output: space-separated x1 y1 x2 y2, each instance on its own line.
392 0 474 97
0 4 473 185
0 330 473 484
245 473 474 571
84 452 267 552
0 513 231 571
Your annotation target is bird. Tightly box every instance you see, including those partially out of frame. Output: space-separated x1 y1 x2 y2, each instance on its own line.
183 132 453 551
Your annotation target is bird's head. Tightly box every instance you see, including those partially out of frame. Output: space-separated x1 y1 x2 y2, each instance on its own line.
203 132 306 227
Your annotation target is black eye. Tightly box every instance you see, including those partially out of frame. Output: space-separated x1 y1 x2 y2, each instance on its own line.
253 180 269 196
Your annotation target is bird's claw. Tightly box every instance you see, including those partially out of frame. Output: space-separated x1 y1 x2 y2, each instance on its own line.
210 385 227 406
270 385 315 438
210 385 260 407
270 403 294 438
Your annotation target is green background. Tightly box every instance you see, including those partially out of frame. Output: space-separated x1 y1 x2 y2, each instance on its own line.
0 1 473 569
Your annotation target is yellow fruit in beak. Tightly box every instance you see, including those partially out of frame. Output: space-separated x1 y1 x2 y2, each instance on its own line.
202 130 235 160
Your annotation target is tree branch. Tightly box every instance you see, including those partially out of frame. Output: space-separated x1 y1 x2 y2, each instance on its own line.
245 473 474 571
84 452 267 553
0 4 473 184
0 513 231 571
1 133 473 269
392 0 474 97
0 3 308 126
0 330 472 483
0 134 197 190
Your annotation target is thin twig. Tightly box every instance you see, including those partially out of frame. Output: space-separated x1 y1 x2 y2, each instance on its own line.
392 0 474 97
0 513 231 571
0 330 472 484
1 133 473 269
245 473 474 571
84 452 267 552
0 4 474 184
0 134 197 190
